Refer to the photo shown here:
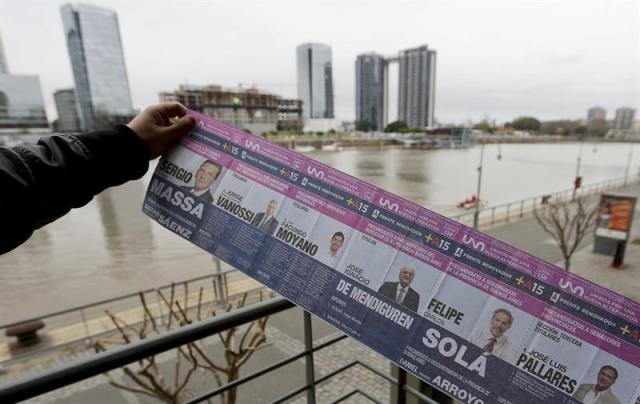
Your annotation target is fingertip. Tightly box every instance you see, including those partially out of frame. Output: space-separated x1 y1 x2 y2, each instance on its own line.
176 102 188 116
163 102 188 118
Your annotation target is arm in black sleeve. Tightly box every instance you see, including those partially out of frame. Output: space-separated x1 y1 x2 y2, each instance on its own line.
0 125 149 254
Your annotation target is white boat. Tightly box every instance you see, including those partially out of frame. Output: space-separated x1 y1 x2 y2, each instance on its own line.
398 135 439 149
295 144 316 152
321 142 342 151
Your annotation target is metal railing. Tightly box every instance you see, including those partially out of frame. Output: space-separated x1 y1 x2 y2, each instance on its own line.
0 263 245 368
450 174 639 228
0 297 439 404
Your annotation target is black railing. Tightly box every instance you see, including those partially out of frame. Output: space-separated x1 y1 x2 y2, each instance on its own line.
450 174 639 227
0 263 247 370
0 297 439 404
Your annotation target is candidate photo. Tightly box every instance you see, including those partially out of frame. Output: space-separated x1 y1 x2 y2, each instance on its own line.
469 308 514 361
184 160 222 203
572 365 621 404
250 199 280 235
326 231 345 264
378 266 420 312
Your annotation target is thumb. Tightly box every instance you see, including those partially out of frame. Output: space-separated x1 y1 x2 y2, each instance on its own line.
166 115 196 137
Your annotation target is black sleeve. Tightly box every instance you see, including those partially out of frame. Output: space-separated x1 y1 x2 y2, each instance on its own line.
0 125 149 254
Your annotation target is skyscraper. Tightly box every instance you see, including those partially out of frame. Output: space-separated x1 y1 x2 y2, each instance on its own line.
614 107 636 130
0 28 48 130
0 75 49 130
398 45 436 128
355 53 385 130
0 29 8 74
61 4 133 130
587 106 607 126
54 89 81 132
296 43 334 119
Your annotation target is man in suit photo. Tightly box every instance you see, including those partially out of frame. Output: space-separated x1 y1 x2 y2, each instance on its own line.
251 199 279 235
572 365 621 404
469 308 514 362
378 266 420 312
186 160 222 203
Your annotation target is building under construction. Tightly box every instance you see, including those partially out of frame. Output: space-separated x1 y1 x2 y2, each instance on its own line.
159 85 303 134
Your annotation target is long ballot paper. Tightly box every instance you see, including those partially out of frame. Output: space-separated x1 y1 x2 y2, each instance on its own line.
144 111 640 404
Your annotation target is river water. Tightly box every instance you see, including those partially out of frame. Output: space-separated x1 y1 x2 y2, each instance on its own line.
0 142 634 324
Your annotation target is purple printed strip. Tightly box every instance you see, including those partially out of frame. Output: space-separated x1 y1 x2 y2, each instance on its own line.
301 159 379 200
447 260 640 367
180 135 363 229
289 187 362 227
356 215 640 367
186 112 640 343
232 161 291 195
451 227 640 324
181 138 235 167
189 111 244 145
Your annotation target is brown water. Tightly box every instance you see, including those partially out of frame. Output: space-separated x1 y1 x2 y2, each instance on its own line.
0 143 634 324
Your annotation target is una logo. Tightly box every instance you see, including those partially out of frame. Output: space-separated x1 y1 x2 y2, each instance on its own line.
244 140 261 152
378 197 399 212
306 166 325 179
462 234 486 252
558 278 584 297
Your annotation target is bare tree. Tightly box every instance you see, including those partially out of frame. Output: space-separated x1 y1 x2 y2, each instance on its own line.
533 197 599 271
95 285 272 404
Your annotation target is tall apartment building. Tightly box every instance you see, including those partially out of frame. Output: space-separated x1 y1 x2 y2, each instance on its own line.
296 43 334 119
61 4 133 130
614 107 636 130
54 89 81 132
355 53 385 130
398 45 436 128
0 29 48 131
160 85 302 134
587 106 607 127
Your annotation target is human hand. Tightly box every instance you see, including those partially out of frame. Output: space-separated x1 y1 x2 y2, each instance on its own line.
127 102 196 159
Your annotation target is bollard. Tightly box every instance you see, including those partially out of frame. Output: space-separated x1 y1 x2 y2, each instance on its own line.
611 243 626 269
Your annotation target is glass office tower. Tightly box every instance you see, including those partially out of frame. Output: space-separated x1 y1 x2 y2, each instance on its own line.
296 43 334 119
355 53 385 131
61 4 133 130
0 74 48 130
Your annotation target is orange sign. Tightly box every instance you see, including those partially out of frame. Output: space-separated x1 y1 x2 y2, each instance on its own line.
610 200 633 232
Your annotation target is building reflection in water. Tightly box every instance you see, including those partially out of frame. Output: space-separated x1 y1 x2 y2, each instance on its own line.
97 178 155 280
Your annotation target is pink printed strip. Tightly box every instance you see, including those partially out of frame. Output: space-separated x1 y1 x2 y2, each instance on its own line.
353 214 640 367
186 111 640 343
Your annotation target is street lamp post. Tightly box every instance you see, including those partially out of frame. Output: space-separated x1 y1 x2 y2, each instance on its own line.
571 141 584 201
473 144 485 229
624 146 633 186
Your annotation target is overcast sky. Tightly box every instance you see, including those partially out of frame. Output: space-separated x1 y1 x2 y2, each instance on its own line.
1 0 638 124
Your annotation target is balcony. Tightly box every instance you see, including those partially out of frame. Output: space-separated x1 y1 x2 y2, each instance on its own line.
0 296 444 403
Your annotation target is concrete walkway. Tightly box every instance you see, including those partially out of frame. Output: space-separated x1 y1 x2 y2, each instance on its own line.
485 183 640 302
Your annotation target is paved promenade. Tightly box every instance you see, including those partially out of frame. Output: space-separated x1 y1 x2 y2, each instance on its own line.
485 183 640 302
